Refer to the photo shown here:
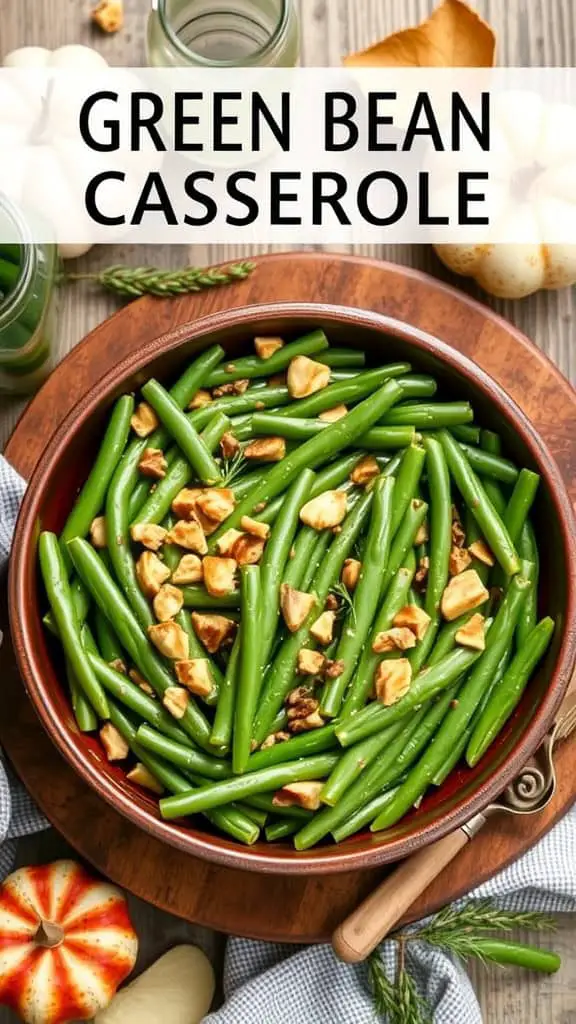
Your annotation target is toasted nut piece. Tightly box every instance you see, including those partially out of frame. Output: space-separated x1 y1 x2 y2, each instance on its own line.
110 658 127 675
267 372 287 388
129 669 155 696
240 516 270 540
175 658 215 698
212 379 250 398
297 649 326 675
220 432 241 459
287 355 330 399
260 734 277 750
216 528 245 557
273 781 324 811
225 364 236 373
100 723 129 761
232 533 266 566
126 763 164 795
162 686 189 719
342 558 362 591
203 556 237 597
323 658 345 679
194 508 221 537
131 401 158 438
171 554 204 585
153 583 184 622
372 627 417 653
90 516 107 549
148 621 189 660
275 730 291 743
244 437 286 462
325 593 340 611
449 545 472 577
300 490 347 531
441 569 489 621
286 685 313 707
191 612 236 653
375 659 412 706
168 518 207 555
255 336 284 360
280 585 316 632
350 455 380 487
455 613 486 651
452 518 467 548
138 447 167 480
290 710 325 733
136 551 171 598
188 389 213 410
319 404 348 423
130 523 167 551
415 556 429 590
171 488 203 520
196 488 235 525
469 539 496 567
415 521 429 546
310 610 336 646
393 605 432 641
287 699 320 721
91 0 124 33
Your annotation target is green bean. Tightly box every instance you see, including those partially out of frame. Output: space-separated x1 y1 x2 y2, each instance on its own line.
205 330 329 387
196 410 231 453
142 345 225 451
40 533 110 719
142 379 222 485
159 752 338 818
450 425 481 445
247 414 415 452
65 660 98 732
464 507 490 584
475 429 508 516
390 445 427 536
439 431 520 576
395 375 438 400
321 720 407 805
106 439 154 630
88 653 192 744
272 365 412 420
282 527 323 591
379 498 429 597
181 587 240 610
44 574 91 636
208 380 403 546
378 687 460 790
517 523 539 644
460 443 519 486
209 630 241 752
233 565 262 774
501 469 540 545
468 940 560 974
383 402 473 429
193 384 292 421
331 784 403 841
241 793 314 820
256 452 367 526
135 724 232 780
249 724 339 770
316 348 365 368
466 617 555 766
239 805 268 828
94 609 124 665
265 820 300 841
59 395 134 570
67 538 213 751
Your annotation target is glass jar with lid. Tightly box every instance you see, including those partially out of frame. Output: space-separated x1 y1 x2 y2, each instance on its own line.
147 0 300 68
0 194 58 395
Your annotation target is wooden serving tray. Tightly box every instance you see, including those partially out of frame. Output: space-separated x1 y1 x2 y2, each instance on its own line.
2 252 575 943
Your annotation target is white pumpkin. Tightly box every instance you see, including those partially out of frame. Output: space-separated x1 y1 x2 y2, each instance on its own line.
434 91 576 299
95 945 215 1024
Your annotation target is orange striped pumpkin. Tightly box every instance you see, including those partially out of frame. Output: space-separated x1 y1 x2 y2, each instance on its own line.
0 860 138 1024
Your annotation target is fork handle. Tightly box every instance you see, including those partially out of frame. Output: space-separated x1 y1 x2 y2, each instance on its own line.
332 828 472 964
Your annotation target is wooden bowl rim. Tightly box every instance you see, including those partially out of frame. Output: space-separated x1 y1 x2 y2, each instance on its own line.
9 300 576 875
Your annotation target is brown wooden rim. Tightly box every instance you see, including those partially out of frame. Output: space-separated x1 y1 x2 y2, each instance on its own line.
9 301 576 875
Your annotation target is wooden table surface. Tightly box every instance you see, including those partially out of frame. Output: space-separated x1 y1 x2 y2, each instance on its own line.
1 1 575 1021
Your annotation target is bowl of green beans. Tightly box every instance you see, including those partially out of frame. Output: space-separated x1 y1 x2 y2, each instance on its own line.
10 302 576 873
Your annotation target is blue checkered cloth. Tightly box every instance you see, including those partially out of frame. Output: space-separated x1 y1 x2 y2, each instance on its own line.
1 454 574 1022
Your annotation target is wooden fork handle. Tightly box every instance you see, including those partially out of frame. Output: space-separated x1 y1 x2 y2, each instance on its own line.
332 827 473 964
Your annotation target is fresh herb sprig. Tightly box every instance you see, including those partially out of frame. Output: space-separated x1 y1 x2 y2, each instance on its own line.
63 261 256 299
330 581 357 627
221 449 248 488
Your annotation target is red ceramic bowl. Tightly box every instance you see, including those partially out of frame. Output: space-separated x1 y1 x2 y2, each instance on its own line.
9 303 576 874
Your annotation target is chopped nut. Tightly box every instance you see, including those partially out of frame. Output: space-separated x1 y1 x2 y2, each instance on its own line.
130 523 167 552
267 373 287 388
136 551 171 598
310 610 336 646
138 447 167 480
449 545 472 577
273 781 324 811
469 539 496 567
287 698 319 721
220 432 241 459
393 605 432 641
375 659 412 706
212 379 250 398
441 569 490 621
455 613 486 651
196 488 235 525
300 490 347 531
162 686 189 719
216 528 245 557
260 734 277 750
341 558 362 591
280 585 316 632
225 364 236 373
90 516 107 549
129 669 154 696
153 583 184 622
297 649 326 675
323 658 345 679
148 621 189 660
319 404 348 423
240 516 270 540
203 556 237 597
232 533 266 566
275 730 291 743
110 658 127 675
452 518 467 549
91 0 124 33
290 710 325 733
287 355 331 399
171 488 204 520
415 521 429 546
100 723 129 761
188 389 213 410
244 436 286 462
325 593 340 611
254 501 267 513
175 659 215 698
286 685 314 707
350 455 380 487
372 627 417 653
255 336 284 360
126 763 164 795
415 556 429 590
171 554 204 585
191 612 236 653
131 402 158 438
167 518 207 555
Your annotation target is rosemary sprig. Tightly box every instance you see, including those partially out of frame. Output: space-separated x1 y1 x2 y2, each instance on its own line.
63 261 256 299
221 450 248 488
330 581 357 627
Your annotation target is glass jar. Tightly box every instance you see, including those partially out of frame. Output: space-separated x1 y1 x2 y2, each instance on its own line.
147 0 300 68
0 195 58 395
